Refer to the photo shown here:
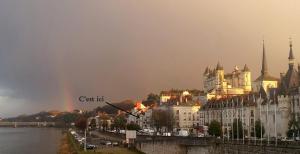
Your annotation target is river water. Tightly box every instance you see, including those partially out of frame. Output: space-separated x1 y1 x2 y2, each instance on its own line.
0 127 62 154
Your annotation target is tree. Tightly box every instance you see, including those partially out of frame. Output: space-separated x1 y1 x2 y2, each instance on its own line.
75 117 87 131
151 109 174 132
255 120 265 138
89 118 97 129
232 118 243 139
287 116 300 138
126 123 141 130
147 93 160 103
113 115 127 131
98 113 110 131
208 120 222 137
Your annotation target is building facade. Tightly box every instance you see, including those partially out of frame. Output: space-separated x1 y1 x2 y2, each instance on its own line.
203 63 251 100
170 104 201 130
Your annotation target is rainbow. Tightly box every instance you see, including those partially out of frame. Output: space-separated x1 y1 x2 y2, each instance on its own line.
62 81 74 112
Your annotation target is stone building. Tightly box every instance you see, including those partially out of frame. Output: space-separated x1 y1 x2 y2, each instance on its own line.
170 103 201 130
199 94 257 138
203 63 251 100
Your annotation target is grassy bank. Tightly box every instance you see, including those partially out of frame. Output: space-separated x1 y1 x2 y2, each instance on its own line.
58 132 143 154
58 133 77 154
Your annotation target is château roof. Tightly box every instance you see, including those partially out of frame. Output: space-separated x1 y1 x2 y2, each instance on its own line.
254 73 279 82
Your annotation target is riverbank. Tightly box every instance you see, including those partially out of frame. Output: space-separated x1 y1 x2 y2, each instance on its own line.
58 132 143 154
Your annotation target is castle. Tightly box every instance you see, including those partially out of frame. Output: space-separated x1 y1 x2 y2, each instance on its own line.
203 41 280 100
203 63 251 100
200 39 300 138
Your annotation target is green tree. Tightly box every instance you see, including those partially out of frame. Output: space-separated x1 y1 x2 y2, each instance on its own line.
232 118 243 139
255 120 265 138
287 116 300 138
208 120 222 137
114 115 127 131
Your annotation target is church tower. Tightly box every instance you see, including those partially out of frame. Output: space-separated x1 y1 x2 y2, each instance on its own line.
279 38 299 94
288 38 295 70
253 40 278 92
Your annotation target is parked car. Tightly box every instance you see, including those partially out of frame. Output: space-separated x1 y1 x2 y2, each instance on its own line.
197 133 205 137
178 130 189 137
112 142 119 146
86 144 97 150
105 141 112 146
281 137 294 142
101 140 112 146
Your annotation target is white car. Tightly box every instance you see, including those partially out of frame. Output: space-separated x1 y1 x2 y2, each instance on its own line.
105 141 112 146
197 133 204 137
112 142 119 146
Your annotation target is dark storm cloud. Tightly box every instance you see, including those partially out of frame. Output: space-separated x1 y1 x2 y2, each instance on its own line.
1 0 300 117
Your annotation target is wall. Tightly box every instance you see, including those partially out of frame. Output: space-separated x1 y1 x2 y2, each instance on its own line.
136 140 300 154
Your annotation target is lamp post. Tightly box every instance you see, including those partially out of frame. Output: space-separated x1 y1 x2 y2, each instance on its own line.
84 128 87 151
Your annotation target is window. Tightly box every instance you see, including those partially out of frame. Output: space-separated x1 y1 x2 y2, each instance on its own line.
251 110 254 117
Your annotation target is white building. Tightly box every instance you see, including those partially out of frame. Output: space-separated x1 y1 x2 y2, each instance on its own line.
127 101 154 129
170 104 201 130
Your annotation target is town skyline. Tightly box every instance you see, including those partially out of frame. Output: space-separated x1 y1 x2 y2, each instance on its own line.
1 1 300 117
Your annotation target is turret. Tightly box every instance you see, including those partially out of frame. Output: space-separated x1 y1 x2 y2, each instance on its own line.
215 62 224 89
241 64 251 92
288 38 295 70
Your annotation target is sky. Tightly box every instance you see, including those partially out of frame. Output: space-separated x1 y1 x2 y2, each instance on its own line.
1 0 300 117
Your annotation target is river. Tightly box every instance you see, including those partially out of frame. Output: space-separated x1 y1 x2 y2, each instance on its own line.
0 127 62 154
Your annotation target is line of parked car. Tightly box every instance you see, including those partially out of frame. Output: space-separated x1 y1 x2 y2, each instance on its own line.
69 129 122 150
69 129 97 150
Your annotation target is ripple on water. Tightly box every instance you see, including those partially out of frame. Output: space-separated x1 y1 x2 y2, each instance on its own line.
0 127 62 154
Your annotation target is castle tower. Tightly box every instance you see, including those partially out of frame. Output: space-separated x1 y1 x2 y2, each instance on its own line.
278 38 299 93
203 66 211 93
241 64 251 92
216 62 224 89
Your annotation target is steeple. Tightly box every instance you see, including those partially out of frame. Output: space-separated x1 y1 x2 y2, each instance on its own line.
289 38 295 60
288 38 295 69
243 64 250 72
261 40 268 76
216 62 223 70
